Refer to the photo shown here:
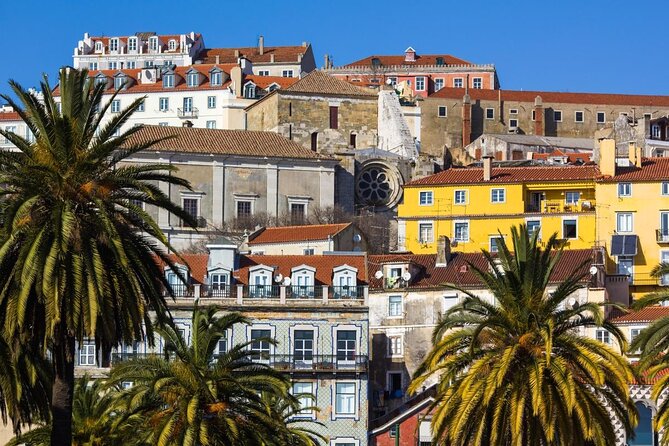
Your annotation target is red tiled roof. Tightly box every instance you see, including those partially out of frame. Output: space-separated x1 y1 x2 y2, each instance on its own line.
531 149 592 164
283 71 377 97
368 249 592 290
429 87 669 107
156 253 209 285
599 158 669 182
234 254 367 285
199 45 308 64
0 112 21 121
122 125 336 160
244 75 299 90
406 165 599 186
631 366 669 385
248 223 351 245
343 54 473 67
611 306 669 324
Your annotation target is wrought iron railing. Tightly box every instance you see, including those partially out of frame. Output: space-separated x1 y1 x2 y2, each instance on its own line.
657 229 669 243
201 285 234 298
167 283 193 298
286 286 322 299
245 285 281 299
177 107 199 118
330 286 365 299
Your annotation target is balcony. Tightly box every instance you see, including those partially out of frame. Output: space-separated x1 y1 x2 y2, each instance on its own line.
525 199 595 214
177 107 199 118
330 285 366 299
286 286 323 299
657 229 669 243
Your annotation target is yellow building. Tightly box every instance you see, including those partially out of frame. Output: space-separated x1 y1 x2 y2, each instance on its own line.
397 157 599 254
595 140 669 295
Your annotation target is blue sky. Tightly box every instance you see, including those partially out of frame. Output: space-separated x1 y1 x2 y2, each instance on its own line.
1 0 667 97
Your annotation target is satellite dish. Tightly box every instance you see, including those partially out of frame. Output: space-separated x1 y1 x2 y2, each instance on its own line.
385 78 393 85
274 274 283 283
402 272 412 282
282 277 292 286
568 297 579 309
589 266 598 276
353 234 362 243
374 271 383 280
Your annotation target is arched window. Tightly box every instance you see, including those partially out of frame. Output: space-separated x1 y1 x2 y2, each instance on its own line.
243 83 256 99
629 402 656 446
168 39 177 51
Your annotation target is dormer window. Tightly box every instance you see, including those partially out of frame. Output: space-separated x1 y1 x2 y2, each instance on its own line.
207 265 231 297
163 73 175 88
127 37 137 52
291 265 316 298
114 75 126 90
165 264 190 297
187 71 199 87
149 36 159 51
94 74 107 87
404 47 416 62
94 41 103 52
168 39 177 51
109 38 119 52
267 83 280 92
249 265 276 298
244 82 257 99
436 57 444 66
332 265 359 298
210 71 222 86
371 57 381 68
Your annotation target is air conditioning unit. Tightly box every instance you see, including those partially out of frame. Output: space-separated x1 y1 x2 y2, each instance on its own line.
508 126 519 134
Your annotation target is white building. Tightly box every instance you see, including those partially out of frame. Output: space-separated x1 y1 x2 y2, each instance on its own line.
73 32 205 71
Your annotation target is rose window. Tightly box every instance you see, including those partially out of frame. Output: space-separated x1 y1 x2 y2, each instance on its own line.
355 161 403 209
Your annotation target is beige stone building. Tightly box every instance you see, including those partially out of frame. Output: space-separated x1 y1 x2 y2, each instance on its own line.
244 222 367 255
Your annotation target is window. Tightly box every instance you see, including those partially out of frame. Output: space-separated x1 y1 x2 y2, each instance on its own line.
158 122 168 126
597 111 605 124
89 62 98 70
415 76 425 91
182 97 193 113
250 329 272 360
454 222 469 242
187 72 198 87
149 37 158 51
491 188 505 203
661 213 669 241
244 83 256 99
126 61 136 69
109 38 118 52
388 296 402 317
137 100 145 112
335 383 356 415
453 78 463 88
652 124 661 139
618 182 632 197
617 212 633 233
293 330 314 361
663 182 669 196
183 198 198 219
485 108 495 119
290 203 306 224
575 111 584 123
206 120 216 129
163 74 175 88
508 119 518 128
618 256 634 282
509 109 518 115
388 336 403 357
388 372 402 396
489 237 502 253
144 61 154 68
109 61 118 70
79 342 96 366
472 77 482 89
563 218 577 239
630 328 642 344
349 133 357 148
311 132 318 151
111 100 121 113
336 331 356 361
217 331 228 355
236 201 252 218
210 71 222 86
437 106 447 117
303 248 314 255
419 191 433 206
282 69 294 77
454 190 467 204
127 37 137 51
565 191 580 205
329 106 339 129
661 251 669 285
553 110 562 122
419 223 433 244
168 39 177 51
292 382 314 417
207 96 216 109
258 70 270 76
94 41 103 52
531 110 536 121
596 330 610 344
159 97 169 111
527 220 541 238
434 78 444 91
211 274 227 291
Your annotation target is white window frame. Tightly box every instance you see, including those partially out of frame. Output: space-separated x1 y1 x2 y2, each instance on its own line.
526 218 542 240
159 97 169 112
187 71 199 87
553 110 562 122
574 111 584 123
210 71 222 86
489 236 503 253
292 381 316 419
168 39 177 51
127 37 137 52
453 78 463 88
79 341 96 366
434 78 444 91
443 293 459 312
472 77 482 89
126 61 136 69
206 120 216 129
565 191 580 205
109 38 119 52
258 69 270 76
163 74 175 88
562 217 578 240
596 111 605 124
207 96 217 109
333 381 358 418
419 190 433 206
387 335 403 358
616 212 634 233
149 36 158 51
453 220 470 242
617 256 634 282
491 188 506 203
137 99 145 112
330 438 360 446
247 324 275 360
454 189 468 205
244 82 257 99
108 61 118 70
111 99 121 113
618 182 632 197
94 41 103 52
388 295 403 318
509 118 519 128
181 194 200 219
235 198 254 219
509 109 518 115
415 76 426 91
282 69 294 78
418 221 434 244
596 329 610 344
89 62 98 71
437 106 447 118
660 250 669 285
485 108 495 120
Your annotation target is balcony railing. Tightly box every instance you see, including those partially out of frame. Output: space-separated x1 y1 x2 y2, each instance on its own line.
330 286 365 299
657 229 669 243
526 199 595 214
167 283 194 298
201 285 235 298
286 286 322 299
245 285 281 299
177 107 199 118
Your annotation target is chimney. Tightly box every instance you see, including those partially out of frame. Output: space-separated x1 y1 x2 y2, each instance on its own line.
302 41 307 47
462 93 472 147
182 120 194 128
628 142 643 167
270 54 275 63
598 138 617 177
215 55 220 65
324 54 330 69
533 95 544 136
483 155 493 181
436 236 452 267
234 49 240 58
231 66 243 97
258 35 264 55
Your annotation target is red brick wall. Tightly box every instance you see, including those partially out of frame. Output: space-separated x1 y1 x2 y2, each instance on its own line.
370 408 431 446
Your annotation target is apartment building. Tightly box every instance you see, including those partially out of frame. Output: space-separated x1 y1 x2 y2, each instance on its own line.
244 223 367 255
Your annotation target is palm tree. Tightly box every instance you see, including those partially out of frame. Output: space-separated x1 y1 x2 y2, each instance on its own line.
409 225 638 446
106 306 305 445
7 374 122 446
258 391 324 446
629 261 669 442
0 67 195 445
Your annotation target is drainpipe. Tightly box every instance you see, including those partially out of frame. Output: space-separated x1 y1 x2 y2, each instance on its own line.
394 423 400 446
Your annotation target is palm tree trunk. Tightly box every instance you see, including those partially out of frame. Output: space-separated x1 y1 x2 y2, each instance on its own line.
50 331 75 446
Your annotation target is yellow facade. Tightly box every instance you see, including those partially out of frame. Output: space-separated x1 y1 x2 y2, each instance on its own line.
398 179 598 254
595 180 669 294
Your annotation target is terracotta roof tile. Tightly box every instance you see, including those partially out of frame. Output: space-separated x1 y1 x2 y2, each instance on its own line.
199 45 308 64
430 87 669 107
249 223 351 245
0 111 21 121
343 54 473 67
406 165 599 186
284 71 377 97
156 253 209 285
611 306 669 324
234 254 367 286
368 249 592 290
244 75 299 89
600 158 669 182
531 149 592 164
122 125 336 160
